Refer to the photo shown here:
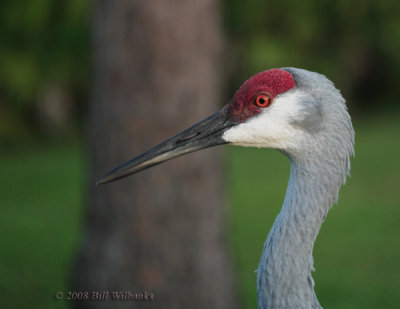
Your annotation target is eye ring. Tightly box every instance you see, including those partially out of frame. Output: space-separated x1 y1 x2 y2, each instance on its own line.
254 94 271 108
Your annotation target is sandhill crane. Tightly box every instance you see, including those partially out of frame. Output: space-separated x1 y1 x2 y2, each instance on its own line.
97 68 355 309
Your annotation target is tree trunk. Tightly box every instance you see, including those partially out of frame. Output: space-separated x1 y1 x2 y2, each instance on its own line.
74 1 237 308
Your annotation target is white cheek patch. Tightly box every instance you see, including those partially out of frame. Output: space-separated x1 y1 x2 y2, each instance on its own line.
222 89 307 149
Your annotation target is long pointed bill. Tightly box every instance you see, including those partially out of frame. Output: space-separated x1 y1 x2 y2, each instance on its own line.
96 105 237 185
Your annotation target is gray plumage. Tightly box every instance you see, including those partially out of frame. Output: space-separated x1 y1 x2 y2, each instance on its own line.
256 68 355 309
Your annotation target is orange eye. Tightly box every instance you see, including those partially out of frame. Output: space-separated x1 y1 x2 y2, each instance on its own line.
254 94 271 108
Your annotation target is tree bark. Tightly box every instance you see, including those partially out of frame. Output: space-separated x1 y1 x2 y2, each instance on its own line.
74 1 237 308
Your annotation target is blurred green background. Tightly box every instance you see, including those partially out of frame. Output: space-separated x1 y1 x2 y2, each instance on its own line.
1 0 399 308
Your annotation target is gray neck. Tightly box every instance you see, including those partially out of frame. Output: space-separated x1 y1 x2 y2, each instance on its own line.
257 153 345 309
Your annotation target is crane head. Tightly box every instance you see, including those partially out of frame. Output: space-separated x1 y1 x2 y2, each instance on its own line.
97 68 353 185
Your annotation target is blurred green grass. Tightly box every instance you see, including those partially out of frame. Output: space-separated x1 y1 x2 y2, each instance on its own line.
1 114 399 308
0 140 84 309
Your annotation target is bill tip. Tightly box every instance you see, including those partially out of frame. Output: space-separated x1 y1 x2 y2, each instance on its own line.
96 177 109 186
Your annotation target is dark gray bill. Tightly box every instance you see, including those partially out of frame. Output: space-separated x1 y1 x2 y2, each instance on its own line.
96 105 237 185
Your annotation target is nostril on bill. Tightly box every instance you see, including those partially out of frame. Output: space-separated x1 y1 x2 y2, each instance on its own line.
176 132 201 145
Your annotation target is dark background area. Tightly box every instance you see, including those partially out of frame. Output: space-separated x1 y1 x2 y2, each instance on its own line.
1 0 400 144
1 0 399 308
